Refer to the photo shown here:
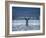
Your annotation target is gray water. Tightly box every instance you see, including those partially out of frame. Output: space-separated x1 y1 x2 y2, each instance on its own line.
12 20 40 31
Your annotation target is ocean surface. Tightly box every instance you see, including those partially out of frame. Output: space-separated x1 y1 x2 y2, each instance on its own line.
12 20 40 31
